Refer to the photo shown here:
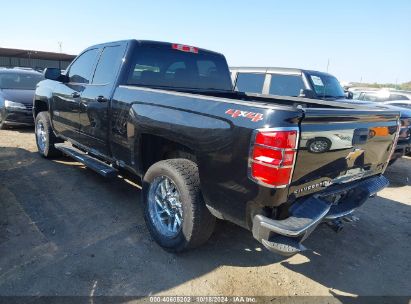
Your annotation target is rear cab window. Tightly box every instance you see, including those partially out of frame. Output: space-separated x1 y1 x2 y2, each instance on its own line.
126 46 232 91
235 73 265 93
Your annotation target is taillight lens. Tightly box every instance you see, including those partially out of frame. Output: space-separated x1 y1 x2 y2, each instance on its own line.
249 128 298 187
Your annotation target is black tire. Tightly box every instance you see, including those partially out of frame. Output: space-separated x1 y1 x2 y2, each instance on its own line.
35 111 62 158
143 159 216 252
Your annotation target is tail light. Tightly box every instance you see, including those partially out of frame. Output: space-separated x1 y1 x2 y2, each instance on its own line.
248 128 299 188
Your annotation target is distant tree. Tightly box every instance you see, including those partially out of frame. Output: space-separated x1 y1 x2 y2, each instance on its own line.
350 81 411 91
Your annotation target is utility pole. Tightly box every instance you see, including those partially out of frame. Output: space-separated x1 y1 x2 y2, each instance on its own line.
326 58 330 72
58 41 63 53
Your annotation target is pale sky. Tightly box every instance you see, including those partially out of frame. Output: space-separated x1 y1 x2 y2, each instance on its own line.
0 0 410 83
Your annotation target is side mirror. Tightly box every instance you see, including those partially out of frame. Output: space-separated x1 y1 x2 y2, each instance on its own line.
345 91 354 99
299 89 316 99
43 68 68 82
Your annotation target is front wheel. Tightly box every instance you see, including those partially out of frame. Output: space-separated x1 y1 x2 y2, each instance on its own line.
35 112 62 158
143 159 216 252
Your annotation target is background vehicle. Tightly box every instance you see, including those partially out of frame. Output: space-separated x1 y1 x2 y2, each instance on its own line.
33 40 400 256
355 89 411 103
0 68 44 129
230 67 349 100
230 67 410 162
348 88 411 157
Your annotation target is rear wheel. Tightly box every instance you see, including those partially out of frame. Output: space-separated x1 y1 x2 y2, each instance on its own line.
143 159 216 252
35 112 62 158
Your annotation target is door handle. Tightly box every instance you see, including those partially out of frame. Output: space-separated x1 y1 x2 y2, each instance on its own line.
71 92 80 98
95 95 108 103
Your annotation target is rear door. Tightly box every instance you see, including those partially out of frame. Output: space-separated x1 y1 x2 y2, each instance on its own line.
77 43 127 155
51 48 100 140
289 108 399 198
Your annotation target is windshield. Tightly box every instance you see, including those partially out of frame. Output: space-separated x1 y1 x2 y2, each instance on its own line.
127 46 233 91
0 72 44 90
308 73 345 98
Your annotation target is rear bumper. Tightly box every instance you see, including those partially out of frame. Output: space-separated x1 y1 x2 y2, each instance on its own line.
252 175 389 256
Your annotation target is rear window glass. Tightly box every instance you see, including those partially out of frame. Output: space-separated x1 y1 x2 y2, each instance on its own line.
235 73 265 93
269 74 305 96
127 47 232 91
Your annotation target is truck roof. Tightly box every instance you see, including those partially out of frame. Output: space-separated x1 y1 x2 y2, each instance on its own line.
85 39 225 57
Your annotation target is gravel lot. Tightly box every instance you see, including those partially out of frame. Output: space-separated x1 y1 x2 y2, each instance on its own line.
0 128 410 299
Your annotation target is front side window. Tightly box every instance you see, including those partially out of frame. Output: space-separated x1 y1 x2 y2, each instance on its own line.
127 46 232 91
235 73 265 93
68 48 99 84
92 45 123 84
0 72 44 90
269 74 305 96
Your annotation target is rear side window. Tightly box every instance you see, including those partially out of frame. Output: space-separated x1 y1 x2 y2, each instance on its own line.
235 73 265 93
269 74 305 96
127 47 232 91
92 45 123 84
68 48 99 84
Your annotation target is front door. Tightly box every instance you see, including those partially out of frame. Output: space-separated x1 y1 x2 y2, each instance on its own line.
51 48 100 141
78 44 126 156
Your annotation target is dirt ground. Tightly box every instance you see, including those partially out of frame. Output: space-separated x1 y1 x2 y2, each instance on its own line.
0 128 410 300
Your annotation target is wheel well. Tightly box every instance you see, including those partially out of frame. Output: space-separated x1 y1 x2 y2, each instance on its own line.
140 134 197 173
34 100 48 117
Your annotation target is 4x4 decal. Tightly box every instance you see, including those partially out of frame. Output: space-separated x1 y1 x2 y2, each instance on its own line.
225 109 264 122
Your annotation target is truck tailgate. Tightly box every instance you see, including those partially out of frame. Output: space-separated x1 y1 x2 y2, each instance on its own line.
289 108 400 198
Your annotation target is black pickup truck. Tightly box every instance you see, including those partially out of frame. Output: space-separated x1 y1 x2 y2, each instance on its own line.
33 40 400 256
